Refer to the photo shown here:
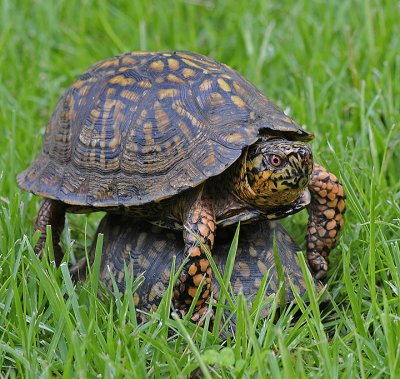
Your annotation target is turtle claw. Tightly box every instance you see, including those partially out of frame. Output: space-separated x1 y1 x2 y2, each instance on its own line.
307 250 328 280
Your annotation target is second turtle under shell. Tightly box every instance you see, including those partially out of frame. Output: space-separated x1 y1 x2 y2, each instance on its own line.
87 215 319 322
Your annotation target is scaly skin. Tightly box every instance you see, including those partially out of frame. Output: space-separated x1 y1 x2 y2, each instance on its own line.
307 163 346 279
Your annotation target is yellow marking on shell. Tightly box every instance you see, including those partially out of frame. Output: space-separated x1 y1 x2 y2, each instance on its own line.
143 122 154 142
161 268 171 281
121 89 140 102
138 254 150 270
217 78 231 92
162 52 172 57
164 140 171 150
231 95 247 109
172 135 183 150
158 88 180 99
138 79 152 88
225 132 243 144
123 243 132 258
79 85 90 97
172 101 203 127
149 282 165 302
117 270 124 284
182 68 196 78
72 78 84 89
117 66 131 73
155 77 164 83
202 149 217 166
133 292 140 306
100 152 106 167
233 82 246 95
257 260 267 275
154 240 167 253
138 108 148 123
167 74 185 84
149 60 165 72
168 58 180 70
134 51 154 56
154 101 171 133
109 75 136 87
128 105 138 115
178 52 205 62
209 92 225 106
95 59 118 70
233 278 244 292
199 78 213 92
106 87 117 98
121 56 138 66
137 232 147 249
182 58 206 71
177 120 193 140
249 246 257 257
237 261 250 277
143 137 160 154
220 72 232 79
73 76 97 90
102 70 119 77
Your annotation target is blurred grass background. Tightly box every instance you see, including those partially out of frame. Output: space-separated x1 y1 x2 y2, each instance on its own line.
1 0 399 377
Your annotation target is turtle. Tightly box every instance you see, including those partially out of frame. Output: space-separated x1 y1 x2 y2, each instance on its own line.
83 214 321 323
17 50 345 315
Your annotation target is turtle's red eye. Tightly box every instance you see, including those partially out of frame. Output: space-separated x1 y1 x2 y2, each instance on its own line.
269 154 282 167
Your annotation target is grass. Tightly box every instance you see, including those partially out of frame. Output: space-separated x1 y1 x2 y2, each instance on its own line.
1 0 399 377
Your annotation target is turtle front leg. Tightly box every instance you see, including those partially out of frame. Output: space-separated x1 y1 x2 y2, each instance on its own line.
174 198 216 322
307 163 346 279
34 198 66 265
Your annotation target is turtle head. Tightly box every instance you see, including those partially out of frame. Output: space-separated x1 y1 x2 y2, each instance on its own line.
245 138 313 208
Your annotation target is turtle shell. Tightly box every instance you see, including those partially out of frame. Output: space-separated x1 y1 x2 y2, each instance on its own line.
92 214 318 314
18 51 313 207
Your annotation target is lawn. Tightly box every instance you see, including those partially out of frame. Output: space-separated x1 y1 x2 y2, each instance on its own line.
1 0 399 377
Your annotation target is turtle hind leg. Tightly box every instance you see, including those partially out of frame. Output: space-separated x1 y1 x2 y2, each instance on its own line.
307 163 346 279
34 198 66 266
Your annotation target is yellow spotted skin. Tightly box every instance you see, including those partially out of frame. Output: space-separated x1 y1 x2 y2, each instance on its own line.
88 214 319 324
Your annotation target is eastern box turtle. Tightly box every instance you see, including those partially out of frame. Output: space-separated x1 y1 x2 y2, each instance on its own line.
86 214 318 322
18 51 345 313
